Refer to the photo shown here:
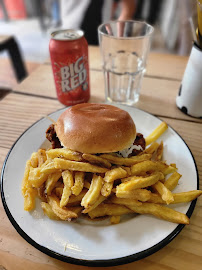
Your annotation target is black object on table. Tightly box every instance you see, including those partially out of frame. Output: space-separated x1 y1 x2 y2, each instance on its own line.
0 36 27 82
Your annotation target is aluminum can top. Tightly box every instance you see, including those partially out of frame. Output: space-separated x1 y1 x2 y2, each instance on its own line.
51 29 84 41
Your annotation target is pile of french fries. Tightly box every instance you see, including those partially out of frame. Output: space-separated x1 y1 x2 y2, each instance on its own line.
22 122 202 225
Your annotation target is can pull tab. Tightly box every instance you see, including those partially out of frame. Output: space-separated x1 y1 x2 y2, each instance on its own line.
51 29 84 40
64 32 78 39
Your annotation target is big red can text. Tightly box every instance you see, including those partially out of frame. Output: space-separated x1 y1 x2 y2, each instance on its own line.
61 57 87 92
49 29 90 106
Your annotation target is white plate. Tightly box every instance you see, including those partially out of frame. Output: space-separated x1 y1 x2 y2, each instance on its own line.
0 104 199 267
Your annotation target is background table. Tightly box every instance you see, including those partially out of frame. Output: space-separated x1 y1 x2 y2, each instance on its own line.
0 46 202 270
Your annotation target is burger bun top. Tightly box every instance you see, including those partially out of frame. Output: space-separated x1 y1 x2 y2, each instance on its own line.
55 103 136 154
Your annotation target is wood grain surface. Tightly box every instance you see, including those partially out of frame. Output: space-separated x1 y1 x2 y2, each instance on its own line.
45 46 188 81
88 46 188 81
13 66 105 104
0 46 202 270
0 58 40 90
14 66 202 123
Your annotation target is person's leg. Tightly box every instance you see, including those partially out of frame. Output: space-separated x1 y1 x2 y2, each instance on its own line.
147 0 162 25
133 0 144 20
81 0 104 45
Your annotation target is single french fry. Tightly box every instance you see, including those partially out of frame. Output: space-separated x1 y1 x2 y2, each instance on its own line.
54 158 108 173
88 203 133 219
45 172 62 196
101 182 113 197
82 153 111 168
131 160 169 176
145 142 159 154
82 195 106 213
172 190 202 204
104 167 127 183
28 167 49 188
40 159 50 167
128 203 189 224
109 196 142 206
60 186 72 207
55 181 64 188
116 188 151 202
147 193 164 204
30 152 38 168
47 195 78 220
170 163 177 169
164 172 182 191
100 153 152 166
117 172 164 191
121 166 131 176
28 167 40 180
55 187 63 198
145 122 168 146
22 160 31 196
40 161 59 174
37 149 47 167
84 180 91 189
60 170 74 207
67 189 88 206
68 206 83 216
148 190 202 204
152 181 174 204
81 174 103 208
24 187 37 211
110 215 121 224
37 184 46 201
153 141 163 161
55 187 64 199
71 171 85 196
46 148 82 161
157 141 164 160
62 170 74 186
41 202 61 220
162 165 177 175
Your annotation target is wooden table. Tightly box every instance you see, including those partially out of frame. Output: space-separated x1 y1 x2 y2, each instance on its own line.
1 46 202 270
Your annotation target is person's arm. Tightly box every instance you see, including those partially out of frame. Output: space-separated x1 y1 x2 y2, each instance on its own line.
118 0 136 20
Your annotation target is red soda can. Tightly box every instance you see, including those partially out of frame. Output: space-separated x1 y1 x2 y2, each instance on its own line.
49 29 90 106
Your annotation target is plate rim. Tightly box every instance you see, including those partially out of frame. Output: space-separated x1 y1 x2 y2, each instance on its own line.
0 105 199 267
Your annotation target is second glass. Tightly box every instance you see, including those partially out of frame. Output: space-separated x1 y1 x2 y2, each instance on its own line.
98 20 154 105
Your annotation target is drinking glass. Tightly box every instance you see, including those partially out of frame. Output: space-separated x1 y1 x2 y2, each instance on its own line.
98 20 154 105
